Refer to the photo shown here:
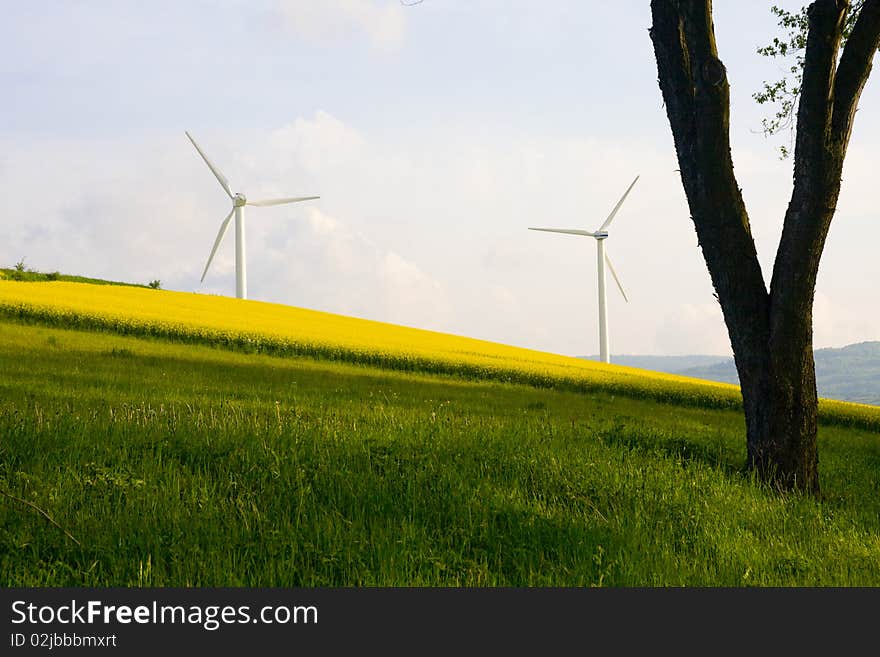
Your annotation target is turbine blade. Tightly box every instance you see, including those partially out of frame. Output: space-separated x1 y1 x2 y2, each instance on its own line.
247 195 320 207
201 208 235 282
597 175 639 232
604 251 628 302
528 227 596 236
185 131 233 199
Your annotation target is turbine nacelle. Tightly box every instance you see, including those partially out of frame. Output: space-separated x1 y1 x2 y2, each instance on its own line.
594 231 609 240
233 193 247 207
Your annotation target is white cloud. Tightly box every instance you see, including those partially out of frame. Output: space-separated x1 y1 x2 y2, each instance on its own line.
307 209 339 236
812 290 878 350
249 207 454 331
654 302 731 356
269 111 365 173
275 0 406 50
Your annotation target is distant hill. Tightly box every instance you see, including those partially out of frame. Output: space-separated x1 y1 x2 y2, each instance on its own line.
583 342 880 406
591 354 731 373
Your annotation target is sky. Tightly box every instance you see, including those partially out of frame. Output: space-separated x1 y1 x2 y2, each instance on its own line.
2 0 877 358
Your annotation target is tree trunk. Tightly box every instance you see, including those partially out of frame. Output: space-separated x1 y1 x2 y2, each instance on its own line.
739 340 820 494
723 229 821 494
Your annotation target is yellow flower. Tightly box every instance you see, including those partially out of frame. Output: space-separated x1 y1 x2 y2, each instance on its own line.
1 280 877 429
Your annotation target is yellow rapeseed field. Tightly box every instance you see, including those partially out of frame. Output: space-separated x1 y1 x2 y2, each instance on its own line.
1 280 877 428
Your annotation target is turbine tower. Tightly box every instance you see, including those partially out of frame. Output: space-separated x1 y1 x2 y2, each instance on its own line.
186 130 319 300
529 175 639 364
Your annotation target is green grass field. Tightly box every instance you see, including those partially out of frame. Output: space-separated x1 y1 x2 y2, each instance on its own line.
2 318 880 586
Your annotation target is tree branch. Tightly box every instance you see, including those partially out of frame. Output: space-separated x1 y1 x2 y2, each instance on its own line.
769 1 853 367
832 0 880 145
649 1 767 296
791 0 848 176
649 1 697 146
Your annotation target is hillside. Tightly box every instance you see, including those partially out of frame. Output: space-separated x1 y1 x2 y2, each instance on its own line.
0 280 742 410
2 277 880 586
1 279 877 429
3 318 880 586
588 344 880 406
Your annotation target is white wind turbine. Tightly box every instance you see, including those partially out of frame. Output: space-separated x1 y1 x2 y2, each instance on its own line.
529 175 639 364
186 130 319 300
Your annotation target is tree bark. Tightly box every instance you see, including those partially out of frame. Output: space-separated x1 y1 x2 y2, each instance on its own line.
649 0 880 493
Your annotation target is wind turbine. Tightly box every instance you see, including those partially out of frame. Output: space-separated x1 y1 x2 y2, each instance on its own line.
529 175 639 364
185 130 319 300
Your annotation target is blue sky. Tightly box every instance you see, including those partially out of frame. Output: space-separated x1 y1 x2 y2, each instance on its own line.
2 1 877 357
